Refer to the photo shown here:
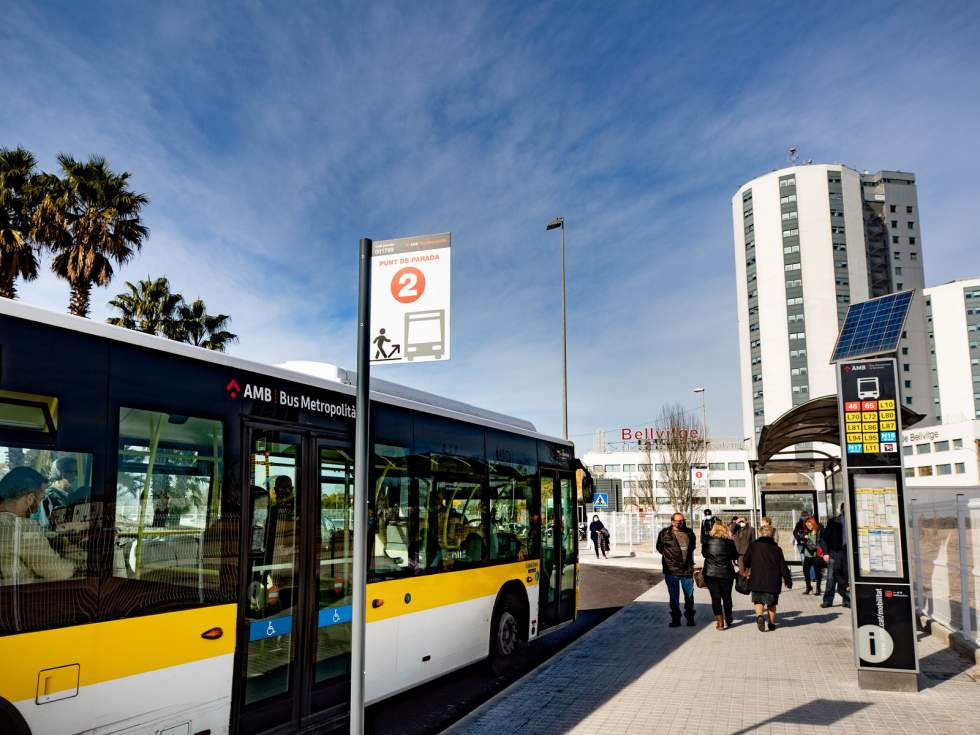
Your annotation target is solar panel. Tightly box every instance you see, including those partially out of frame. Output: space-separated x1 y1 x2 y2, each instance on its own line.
831 290 914 363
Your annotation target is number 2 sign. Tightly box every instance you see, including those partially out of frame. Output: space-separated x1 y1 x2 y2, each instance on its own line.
370 233 451 365
391 267 426 304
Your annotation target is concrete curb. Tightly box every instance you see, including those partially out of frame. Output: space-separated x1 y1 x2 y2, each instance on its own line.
438 579 666 735
918 613 980 668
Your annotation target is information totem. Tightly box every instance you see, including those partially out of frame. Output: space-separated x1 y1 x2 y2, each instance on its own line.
836 357 919 691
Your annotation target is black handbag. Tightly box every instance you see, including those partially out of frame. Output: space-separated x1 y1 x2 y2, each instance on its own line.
735 570 751 595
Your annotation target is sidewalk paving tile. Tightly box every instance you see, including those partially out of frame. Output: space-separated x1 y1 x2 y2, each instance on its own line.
444 573 980 735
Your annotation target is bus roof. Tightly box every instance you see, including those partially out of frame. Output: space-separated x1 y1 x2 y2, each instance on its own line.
1 299 567 445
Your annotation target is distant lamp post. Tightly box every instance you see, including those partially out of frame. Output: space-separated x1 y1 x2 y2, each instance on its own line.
546 216 568 440
693 387 708 449
694 386 708 510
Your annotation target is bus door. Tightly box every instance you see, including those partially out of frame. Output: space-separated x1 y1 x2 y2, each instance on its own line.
237 427 355 734
538 470 577 631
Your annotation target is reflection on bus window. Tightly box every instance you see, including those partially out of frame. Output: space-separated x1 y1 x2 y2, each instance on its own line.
113 408 224 592
489 459 536 562
0 446 92 586
371 442 412 577
430 480 485 570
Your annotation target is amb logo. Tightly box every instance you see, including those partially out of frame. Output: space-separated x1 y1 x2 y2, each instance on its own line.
226 378 272 401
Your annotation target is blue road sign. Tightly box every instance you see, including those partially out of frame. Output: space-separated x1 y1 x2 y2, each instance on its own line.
593 492 608 509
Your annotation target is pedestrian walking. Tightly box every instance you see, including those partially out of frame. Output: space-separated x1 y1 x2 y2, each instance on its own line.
699 508 715 544
820 504 850 608
656 512 697 627
759 515 779 546
733 516 755 573
801 516 823 595
701 519 738 630
588 515 609 559
792 510 810 558
742 524 792 632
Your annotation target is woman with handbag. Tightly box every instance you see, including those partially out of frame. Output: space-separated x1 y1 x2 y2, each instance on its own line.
588 515 609 559
743 524 793 632
801 516 824 595
701 519 738 630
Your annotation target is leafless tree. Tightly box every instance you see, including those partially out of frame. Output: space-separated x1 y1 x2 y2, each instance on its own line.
658 402 706 518
636 440 657 510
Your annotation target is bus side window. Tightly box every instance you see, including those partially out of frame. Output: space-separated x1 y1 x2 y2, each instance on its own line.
0 447 93 588
369 442 412 579
112 407 226 600
428 480 486 570
488 472 534 562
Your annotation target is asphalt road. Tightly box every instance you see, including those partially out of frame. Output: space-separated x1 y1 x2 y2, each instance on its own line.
365 563 661 735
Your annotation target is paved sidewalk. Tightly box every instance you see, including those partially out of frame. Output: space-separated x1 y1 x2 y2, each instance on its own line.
446 575 980 735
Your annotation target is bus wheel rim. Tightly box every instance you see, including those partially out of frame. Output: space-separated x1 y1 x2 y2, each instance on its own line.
498 611 518 655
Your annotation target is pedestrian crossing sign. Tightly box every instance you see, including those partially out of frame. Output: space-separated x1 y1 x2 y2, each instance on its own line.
593 493 608 509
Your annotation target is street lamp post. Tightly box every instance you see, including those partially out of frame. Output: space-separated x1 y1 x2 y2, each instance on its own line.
693 387 708 448
546 216 568 440
694 387 707 511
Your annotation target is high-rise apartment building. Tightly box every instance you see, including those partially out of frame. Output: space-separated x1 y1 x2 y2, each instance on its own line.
732 164 930 445
923 277 980 423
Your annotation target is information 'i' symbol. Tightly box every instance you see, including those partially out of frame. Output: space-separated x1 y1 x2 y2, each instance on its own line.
391 266 426 304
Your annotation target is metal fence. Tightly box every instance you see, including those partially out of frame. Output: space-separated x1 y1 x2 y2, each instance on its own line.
585 511 710 557
909 490 980 643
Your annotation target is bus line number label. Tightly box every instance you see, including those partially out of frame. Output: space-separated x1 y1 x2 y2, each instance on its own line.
392 267 425 304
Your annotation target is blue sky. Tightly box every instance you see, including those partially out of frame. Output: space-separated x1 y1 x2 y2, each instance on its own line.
2 1 979 444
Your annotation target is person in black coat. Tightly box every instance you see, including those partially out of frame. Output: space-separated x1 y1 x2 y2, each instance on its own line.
699 509 715 544
820 503 850 608
588 515 608 559
701 519 738 629
742 524 792 632
656 513 697 627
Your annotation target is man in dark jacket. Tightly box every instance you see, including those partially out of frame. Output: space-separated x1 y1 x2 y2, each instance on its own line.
820 503 850 608
699 509 714 544
656 513 697 627
743 525 792 632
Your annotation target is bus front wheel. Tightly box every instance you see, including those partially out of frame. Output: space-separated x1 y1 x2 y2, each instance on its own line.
490 591 524 667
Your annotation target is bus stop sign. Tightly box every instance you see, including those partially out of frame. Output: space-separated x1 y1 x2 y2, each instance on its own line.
370 232 451 365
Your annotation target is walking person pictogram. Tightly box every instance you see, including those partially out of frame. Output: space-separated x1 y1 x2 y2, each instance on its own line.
373 329 391 359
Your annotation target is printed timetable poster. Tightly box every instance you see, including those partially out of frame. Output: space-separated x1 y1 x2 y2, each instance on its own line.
852 474 904 579
838 359 901 469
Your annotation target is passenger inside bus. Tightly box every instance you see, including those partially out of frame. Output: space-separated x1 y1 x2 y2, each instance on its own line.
37 456 76 530
0 466 75 584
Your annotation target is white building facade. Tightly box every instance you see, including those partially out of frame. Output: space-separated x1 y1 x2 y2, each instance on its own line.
582 438 753 514
923 277 980 424
733 164 930 446
902 420 980 487
897 278 980 487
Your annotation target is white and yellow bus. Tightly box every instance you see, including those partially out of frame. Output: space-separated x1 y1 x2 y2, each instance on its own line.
0 300 584 735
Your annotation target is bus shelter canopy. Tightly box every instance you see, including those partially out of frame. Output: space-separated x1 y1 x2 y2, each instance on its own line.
754 394 926 471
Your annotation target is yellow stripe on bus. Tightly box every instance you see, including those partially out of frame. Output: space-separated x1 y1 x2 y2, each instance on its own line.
0 604 237 704
0 562 539 704
366 560 538 623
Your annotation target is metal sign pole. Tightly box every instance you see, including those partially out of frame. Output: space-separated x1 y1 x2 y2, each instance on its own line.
350 237 372 735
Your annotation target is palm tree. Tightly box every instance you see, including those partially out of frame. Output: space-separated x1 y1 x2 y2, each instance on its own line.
108 276 183 337
176 297 238 352
0 147 42 299
33 154 148 317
